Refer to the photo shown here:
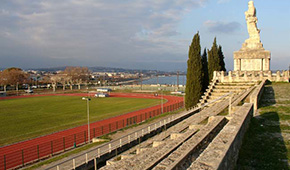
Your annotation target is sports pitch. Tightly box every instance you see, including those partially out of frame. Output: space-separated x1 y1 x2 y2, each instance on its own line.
0 95 161 146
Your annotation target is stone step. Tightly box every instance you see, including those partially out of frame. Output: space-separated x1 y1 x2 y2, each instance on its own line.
216 82 255 86
213 88 243 92
206 96 229 104
206 88 213 92
214 85 251 89
207 95 223 100
209 92 229 96
152 116 228 170
201 95 209 100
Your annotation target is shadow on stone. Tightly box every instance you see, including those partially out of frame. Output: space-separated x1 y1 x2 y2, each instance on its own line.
235 82 289 170
258 81 276 108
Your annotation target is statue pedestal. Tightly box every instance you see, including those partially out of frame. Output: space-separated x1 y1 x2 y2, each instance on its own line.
234 49 271 71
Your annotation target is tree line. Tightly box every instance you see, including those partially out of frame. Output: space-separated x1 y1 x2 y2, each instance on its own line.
0 67 91 92
185 32 226 110
50 66 90 92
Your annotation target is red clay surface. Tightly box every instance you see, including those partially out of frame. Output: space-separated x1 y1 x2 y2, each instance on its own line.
0 93 183 170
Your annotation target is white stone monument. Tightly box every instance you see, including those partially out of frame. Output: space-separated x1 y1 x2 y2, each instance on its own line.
234 0 271 71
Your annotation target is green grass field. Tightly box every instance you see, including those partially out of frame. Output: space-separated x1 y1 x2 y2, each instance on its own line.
0 96 161 146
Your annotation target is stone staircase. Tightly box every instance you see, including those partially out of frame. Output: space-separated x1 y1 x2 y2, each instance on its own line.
99 82 257 170
200 81 256 107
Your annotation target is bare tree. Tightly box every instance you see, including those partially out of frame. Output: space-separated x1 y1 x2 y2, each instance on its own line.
0 68 28 91
0 71 9 91
9 68 28 91
39 75 51 89
63 67 90 90
50 75 60 92
50 74 70 91
60 75 70 91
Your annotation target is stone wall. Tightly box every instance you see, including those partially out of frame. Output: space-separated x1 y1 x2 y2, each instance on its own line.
213 70 290 83
250 79 266 113
189 80 266 170
189 103 254 170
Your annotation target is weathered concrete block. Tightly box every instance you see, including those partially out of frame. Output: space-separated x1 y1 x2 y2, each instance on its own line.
170 133 183 140
153 141 164 147
230 106 241 115
92 138 110 143
121 154 134 160
136 148 148 154
208 116 216 123
208 116 224 123
189 124 203 130
106 160 116 165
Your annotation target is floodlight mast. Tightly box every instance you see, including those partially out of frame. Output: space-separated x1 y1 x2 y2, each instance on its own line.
82 97 91 143
158 88 163 114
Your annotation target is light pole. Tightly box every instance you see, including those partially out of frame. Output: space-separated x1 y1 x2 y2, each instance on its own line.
183 92 185 108
177 71 179 91
82 97 91 143
158 88 163 114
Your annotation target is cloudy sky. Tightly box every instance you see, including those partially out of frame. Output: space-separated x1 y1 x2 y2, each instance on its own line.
0 0 289 71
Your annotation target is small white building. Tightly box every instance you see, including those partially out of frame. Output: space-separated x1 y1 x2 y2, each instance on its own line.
96 88 112 92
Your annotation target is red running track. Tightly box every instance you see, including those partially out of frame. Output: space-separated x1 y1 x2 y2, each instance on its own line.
0 93 183 170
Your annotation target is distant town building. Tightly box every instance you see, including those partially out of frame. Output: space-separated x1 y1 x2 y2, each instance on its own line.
97 88 112 92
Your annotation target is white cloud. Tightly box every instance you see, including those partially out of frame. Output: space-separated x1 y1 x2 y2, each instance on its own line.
204 20 241 34
0 0 208 69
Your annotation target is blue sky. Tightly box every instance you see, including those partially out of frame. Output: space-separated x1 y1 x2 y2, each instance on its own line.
0 0 289 71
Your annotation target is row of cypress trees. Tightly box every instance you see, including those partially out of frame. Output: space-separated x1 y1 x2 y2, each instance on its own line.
185 32 226 110
208 37 226 81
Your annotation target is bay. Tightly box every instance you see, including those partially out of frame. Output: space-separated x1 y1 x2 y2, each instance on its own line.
142 75 186 85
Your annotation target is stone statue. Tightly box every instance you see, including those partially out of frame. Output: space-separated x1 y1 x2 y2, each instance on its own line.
242 1 263 49
234 0 271 72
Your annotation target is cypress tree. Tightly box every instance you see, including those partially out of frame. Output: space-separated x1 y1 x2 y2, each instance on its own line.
218 45 226 71
185 32 203 110
201 48 209 93
208 37 221 81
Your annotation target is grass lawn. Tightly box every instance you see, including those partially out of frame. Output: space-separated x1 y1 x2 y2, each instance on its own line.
236 82 290 170
0 96 161 146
